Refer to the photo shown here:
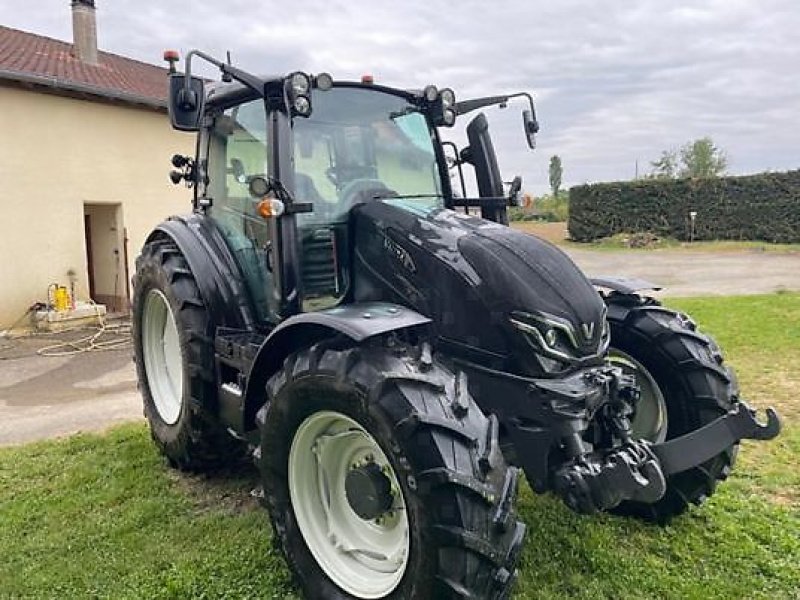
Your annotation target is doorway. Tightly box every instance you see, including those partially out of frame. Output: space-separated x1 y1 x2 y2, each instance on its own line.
83 203 129 313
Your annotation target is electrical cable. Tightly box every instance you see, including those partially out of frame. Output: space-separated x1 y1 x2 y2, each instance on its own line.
0 305 43 352
35 302 131 357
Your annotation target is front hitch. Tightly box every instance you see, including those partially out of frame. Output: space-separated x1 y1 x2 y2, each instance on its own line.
552 402 781 514
554 440 667 514
651 402 781 476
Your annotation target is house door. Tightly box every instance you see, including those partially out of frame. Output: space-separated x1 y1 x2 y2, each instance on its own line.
83 203 128 313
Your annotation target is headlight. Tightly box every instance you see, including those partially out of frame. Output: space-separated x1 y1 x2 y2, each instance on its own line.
510 314 575 363
509 309 610 366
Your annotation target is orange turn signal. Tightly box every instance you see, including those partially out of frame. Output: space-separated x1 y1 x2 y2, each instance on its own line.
256 197 285 219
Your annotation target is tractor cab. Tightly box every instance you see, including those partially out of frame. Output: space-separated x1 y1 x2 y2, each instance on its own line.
201 83 447 320
165 50 537 325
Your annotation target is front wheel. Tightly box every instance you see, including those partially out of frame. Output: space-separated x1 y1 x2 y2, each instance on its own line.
605 294 739 522
132 237 244 471
257 338 525 599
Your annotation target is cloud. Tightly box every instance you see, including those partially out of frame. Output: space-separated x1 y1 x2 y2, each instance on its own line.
3 0 798 193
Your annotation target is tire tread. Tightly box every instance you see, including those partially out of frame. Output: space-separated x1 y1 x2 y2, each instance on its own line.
132 237 244 472
606 296 738 522
257 340 523 599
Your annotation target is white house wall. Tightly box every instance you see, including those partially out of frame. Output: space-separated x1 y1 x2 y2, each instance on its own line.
0 86 194 327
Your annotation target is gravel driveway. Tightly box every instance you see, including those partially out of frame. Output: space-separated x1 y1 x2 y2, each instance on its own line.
1 245 798 446
567 247 800 297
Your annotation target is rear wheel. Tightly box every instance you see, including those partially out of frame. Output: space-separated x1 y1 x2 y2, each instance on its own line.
132 238 244 471
604 294 738 522
257 338 525 599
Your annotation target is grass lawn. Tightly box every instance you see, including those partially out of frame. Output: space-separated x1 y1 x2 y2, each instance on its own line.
2 293 798 599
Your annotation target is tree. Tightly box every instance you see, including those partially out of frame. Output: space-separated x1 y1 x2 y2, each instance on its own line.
679 137 727 178
648 137 728 180
549 155 563 197
649 150 678 179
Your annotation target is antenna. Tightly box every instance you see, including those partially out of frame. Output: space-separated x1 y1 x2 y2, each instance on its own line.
222 51 233 82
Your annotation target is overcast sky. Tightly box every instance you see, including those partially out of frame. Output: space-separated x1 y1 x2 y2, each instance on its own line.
2 0 798 194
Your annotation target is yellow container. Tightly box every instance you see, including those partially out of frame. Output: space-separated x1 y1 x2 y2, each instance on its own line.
53 286 70 312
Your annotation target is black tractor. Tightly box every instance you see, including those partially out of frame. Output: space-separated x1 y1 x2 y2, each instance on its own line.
132 50 780 600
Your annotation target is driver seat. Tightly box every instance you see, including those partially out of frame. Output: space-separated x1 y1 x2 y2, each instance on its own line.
295 172 325 205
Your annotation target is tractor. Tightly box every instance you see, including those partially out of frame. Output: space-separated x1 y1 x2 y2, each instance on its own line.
132 50 781 600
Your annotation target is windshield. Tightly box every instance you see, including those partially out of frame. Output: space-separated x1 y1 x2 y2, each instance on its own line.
294 87 443 224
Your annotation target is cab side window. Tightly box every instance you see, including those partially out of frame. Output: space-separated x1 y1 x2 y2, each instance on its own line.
205 100 277 321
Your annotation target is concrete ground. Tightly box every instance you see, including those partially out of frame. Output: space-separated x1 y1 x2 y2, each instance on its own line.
1 243 798 446
0 326 140 446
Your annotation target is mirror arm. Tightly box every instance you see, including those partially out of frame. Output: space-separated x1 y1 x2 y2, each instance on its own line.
183 50 266 99
454 95 510 116
454 92 537 124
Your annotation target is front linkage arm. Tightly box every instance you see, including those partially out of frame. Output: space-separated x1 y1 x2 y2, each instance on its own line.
652 403 780 476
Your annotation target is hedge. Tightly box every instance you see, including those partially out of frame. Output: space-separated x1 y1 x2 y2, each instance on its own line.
568 170 800 243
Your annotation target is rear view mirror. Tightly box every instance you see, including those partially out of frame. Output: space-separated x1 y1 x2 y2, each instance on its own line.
508 175 523 206
168 74 205 131
522 109 539 150
229 158 246 183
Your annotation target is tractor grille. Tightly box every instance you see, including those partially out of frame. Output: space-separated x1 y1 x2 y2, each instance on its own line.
301 228 339 297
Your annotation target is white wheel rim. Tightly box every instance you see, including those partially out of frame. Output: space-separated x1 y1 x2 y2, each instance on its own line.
142 289 183 425
608 349 668 443
288 410 410 598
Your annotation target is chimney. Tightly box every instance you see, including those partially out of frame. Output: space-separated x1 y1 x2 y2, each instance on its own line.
71 0 98 65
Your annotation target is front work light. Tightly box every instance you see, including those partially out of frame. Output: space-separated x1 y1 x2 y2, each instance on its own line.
429 87 457 127
423 84 439 102
285 71 313 118
440 88 455 108
293 95 312 117
289 72 311 96
315 72 334 91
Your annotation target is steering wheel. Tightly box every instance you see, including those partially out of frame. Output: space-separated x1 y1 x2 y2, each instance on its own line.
338 179 397 211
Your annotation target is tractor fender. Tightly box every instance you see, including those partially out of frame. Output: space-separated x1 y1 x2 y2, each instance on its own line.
242 302 431 429
146 214 255 330
590 275 662 295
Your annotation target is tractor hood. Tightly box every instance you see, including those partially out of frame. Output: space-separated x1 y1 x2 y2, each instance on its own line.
351 202 607 375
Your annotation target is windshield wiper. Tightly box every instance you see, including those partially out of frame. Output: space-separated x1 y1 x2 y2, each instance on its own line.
388 107 418 120
377 193 443 200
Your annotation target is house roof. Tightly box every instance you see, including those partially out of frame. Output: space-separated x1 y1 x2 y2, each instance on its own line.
0 24 169 108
